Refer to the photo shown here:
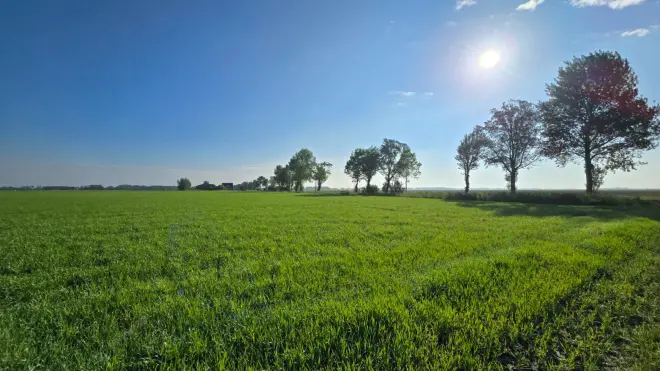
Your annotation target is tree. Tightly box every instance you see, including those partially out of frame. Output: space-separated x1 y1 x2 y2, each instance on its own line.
288 149 316 192
455 128 488 193
344 150 363 192
482 100 542 194
397 147 421 191
360 147 381 190
379 139 408 193
273 165 292 191
539 51 660 194
176 178 192 191
312 162 332 191
255 176 268 190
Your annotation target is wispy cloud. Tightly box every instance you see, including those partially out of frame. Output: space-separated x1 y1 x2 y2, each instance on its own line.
390 91 434 108
516 0 545 11
621 28 651 37
446 21 458 27
390 91 416 97
569 0 646 9
456 0 476 10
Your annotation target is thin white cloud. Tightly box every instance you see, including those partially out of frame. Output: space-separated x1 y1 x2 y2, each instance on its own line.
516 0 545 11
446 21 458 27
456 0 476 10
569 0 646 9
390 91 416 97
621 28 651 36
423 92 434 97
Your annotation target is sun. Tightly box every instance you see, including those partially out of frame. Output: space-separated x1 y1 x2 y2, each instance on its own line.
479 50 501 69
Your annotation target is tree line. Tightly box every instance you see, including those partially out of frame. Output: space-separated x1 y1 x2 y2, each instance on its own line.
177 138 423 194
248 138 421 194
455 51 660 195
0 185 179 191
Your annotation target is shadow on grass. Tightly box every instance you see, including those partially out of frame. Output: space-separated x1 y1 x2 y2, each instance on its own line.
295 191 660 222
451 201 660 223
295 192 357 197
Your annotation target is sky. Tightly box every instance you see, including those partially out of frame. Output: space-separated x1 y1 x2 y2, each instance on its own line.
1 0 660 189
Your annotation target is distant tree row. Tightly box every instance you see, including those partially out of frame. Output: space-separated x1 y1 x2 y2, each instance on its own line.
269 149 333 192
177 178 234 191
456 50 660 195
345 138 421 194
176 139 422 194
0 185 178 191
177 149 335 192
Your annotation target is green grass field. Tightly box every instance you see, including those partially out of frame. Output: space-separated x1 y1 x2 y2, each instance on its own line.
1 191 659 370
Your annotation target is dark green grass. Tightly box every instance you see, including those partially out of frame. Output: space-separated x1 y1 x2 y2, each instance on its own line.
1 191 659 370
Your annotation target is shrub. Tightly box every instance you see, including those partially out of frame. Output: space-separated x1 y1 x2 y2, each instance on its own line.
362 185 379 195
391 180 405 194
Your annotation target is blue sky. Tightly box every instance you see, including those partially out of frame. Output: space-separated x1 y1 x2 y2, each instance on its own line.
1 0 659 188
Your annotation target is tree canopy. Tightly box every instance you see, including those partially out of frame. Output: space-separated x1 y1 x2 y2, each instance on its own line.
379 139 408 193
176 178 192 191
539 50 660 193
397 147 421 191
288 149 316 192
455 128 488 193
482 100 542 194
312 162 333 191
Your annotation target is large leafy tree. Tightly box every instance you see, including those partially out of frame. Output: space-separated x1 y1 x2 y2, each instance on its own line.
455 128 488 193
176 178 191 191
539 51 660 194
482 100 542 194
288 149 316 192
344 147 380 192
255 176 268 190
359 147 381 190
397 147 421 191
344 149 363 192
312 162 333 191
273 165 292 191
379 139 408 193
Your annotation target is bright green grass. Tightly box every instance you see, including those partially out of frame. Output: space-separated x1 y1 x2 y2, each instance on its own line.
1 191 659 370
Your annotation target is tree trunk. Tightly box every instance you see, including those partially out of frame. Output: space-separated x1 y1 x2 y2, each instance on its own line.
354 181 359 193
464 172 470 194
510 170 517 195
584 136 593 194
316 181 321 192
585 158 594 194
405 177 408 192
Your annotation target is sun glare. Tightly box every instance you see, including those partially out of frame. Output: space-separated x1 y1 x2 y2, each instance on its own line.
479 50 501 69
